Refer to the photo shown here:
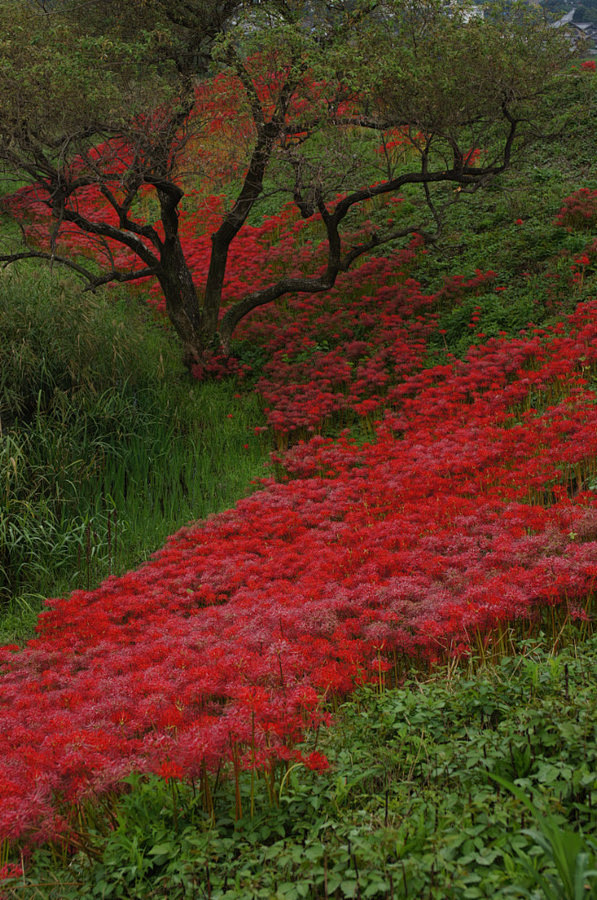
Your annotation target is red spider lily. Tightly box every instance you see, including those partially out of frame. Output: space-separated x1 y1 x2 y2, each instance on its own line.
1 78 597 846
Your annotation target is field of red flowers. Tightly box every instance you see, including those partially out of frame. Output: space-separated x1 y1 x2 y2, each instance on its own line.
1 71 596 851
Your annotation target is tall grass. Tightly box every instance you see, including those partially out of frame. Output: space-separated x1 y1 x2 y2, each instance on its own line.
0 267 268 643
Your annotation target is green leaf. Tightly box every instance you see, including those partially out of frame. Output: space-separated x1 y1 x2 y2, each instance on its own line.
149 842 174 856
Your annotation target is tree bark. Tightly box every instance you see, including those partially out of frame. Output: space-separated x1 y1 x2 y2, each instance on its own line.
157 235 206 369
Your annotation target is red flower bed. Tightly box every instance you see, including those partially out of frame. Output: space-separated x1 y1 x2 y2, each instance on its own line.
1 294 597 844
244 253 496 443
2 69 597 847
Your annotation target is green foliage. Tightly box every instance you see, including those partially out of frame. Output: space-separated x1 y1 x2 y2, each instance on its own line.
0 269 268 640
490 774 597 900
0 271 159 428
6 636 596 898
350 0 569 131
415 69 597 363
0 0 177 142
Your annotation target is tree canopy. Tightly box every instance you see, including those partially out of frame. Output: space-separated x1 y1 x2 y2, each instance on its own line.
0 0 572 368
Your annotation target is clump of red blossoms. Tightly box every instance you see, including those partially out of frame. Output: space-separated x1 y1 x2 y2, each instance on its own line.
1 71 596 848
1 295 596 845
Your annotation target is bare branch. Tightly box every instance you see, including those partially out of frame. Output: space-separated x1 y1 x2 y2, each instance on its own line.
55 206 160 270
0 250 102 281
220 219 431 344
98 184 164 251
0 248 158 290
82 265 161 290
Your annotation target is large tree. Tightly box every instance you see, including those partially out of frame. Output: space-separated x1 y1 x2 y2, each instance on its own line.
0 0 571 368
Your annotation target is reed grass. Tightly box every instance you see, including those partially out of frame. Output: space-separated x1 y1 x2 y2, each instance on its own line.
0 267 269 643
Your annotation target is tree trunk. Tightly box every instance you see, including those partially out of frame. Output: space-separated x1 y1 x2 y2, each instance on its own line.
157 235 209 370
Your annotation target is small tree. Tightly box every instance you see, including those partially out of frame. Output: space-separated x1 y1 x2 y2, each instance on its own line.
0 0 570 369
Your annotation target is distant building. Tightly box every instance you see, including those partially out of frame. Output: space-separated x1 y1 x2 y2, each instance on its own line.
552 8 597 51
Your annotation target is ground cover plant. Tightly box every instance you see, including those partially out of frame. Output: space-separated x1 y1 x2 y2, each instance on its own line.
2 636 596 897
1 270 597 847
0 37 596 900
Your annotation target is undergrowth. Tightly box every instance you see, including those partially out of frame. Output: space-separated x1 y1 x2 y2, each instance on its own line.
0 269 268 643
2 634 595 899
